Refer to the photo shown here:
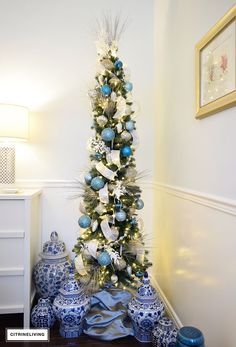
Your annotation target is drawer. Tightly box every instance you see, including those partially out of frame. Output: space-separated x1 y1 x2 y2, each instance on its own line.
0 237 24 268
0 275 24 308
0 200 25 231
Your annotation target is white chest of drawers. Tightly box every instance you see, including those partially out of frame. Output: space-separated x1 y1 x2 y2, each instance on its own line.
0 189 41 327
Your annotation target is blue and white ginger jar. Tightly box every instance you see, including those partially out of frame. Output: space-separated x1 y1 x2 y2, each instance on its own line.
152 317 178 347
53 268 90 338
31 297 55 328
128 272 165 343
33 231 71 300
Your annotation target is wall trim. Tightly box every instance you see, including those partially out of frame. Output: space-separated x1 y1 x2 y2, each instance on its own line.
153 182 236 217
151 275 183 329
0 268 24 276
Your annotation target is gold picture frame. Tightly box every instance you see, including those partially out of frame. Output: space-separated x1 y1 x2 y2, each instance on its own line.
196 4 236 119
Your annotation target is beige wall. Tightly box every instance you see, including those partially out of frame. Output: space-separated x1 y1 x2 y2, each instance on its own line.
153 1 236 347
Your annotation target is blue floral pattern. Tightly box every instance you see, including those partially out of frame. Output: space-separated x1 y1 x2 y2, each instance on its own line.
128 272 165 343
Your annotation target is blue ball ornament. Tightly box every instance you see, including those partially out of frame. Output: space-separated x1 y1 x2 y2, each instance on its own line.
101 128 115 142
84 172 93 184
95 152 102 159
114 60 123 70
115 210 127 222
135 199 144 210
124 82 133 92
121 146 132 157
97 251 111 266
78 215 91 228
125 121 135 131
136 271 144 278
101 84 112 96
91 176 105 190
130 217 137 225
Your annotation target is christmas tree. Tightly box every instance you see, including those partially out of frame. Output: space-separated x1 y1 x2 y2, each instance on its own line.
73 18 151 291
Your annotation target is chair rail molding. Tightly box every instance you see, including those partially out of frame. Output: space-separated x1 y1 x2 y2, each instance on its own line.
151 181 236 217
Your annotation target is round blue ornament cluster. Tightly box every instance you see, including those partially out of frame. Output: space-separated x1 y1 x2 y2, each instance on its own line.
121 145 132 157
78 215 91 229
97 251 111 266
101 84 112 96
101 127 115 142
91 176 105 190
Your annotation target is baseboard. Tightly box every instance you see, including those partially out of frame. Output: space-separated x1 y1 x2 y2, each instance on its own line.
150 275 183 329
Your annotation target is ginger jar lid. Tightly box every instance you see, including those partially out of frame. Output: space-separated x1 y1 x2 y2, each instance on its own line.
59 267 84 297
135 272 157 303
40 231 68 260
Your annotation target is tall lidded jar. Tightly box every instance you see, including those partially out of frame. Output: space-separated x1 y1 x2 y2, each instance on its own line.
128 272 165 343
53 267 90 338
33 231 71 300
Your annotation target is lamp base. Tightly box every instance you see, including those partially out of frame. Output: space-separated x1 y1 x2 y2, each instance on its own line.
0 146 15 184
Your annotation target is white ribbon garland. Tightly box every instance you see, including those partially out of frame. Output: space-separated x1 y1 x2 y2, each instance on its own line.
84 240 98 259
101 218 119 241
96 161 116 180
106 150 121 168
75 254 87 276
99 183 109 203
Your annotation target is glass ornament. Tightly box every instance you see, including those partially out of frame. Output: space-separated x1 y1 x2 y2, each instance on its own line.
121 146 132 157
78 215 91 229
135 199 144 210
101 84 112 96
84 173 93 184
125 120 135 131
97 251 112 266
124 82 133 92
121 131 132 142
91 176 105 190
101 127 115 141
115 210 127 222
114 60 123 70
97 115 108 127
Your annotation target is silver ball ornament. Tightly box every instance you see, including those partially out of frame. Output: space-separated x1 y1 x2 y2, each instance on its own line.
121 131 132 142
97 115 108 127
111 274 118 284
115 258 127 270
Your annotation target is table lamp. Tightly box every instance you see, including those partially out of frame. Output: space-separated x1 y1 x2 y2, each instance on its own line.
0 104 29 193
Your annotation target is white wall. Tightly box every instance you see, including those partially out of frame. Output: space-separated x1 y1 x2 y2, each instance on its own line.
0 0 155 253
153 1 236 347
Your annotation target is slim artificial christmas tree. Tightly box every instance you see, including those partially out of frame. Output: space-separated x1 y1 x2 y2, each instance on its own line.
73 18 151 292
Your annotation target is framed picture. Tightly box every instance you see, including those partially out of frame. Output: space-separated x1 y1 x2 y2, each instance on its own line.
195 4 236 118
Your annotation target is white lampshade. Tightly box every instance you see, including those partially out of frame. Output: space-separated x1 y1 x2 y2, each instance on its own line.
0 104 29 142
